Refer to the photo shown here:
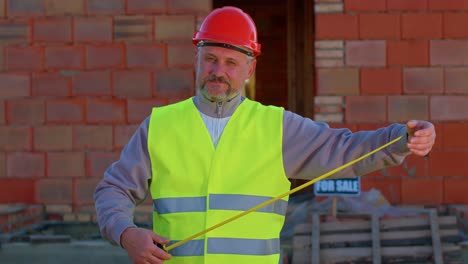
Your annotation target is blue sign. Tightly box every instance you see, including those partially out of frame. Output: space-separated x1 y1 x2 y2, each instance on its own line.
314 177 361 196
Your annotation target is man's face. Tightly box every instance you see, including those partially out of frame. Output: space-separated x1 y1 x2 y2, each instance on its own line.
195 46 256 102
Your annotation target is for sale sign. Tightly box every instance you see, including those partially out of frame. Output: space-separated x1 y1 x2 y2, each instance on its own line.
314 177 360 196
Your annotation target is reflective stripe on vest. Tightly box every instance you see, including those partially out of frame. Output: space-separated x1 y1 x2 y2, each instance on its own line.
167 240 204 256
167 238 279 256
153 197 207 214
154 194 287 216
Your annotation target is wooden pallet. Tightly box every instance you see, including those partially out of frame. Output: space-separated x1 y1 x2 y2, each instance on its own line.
291 209 462 264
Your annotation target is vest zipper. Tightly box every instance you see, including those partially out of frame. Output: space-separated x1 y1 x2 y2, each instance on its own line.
214 102 223 147
216 101 223 118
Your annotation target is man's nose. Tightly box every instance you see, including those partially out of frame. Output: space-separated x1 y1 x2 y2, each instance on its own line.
210 63 225 76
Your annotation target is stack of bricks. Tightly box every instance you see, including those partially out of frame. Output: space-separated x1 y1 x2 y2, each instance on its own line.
0 204 45 233
0 0 210 221
314 0 468 205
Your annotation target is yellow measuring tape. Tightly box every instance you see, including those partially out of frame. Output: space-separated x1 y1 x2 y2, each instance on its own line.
164 136 403 252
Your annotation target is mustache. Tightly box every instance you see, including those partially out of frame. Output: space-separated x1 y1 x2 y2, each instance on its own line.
205 75 231 85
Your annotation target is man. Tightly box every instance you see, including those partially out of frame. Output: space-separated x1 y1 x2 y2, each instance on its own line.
94 6 436 264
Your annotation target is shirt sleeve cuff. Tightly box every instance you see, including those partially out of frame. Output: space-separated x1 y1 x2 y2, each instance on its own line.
389 124 410 155
110 218 137 247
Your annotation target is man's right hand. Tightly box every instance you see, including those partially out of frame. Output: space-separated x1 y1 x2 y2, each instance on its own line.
121 227 172 264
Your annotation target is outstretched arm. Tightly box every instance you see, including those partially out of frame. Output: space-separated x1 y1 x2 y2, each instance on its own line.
282 111 427 179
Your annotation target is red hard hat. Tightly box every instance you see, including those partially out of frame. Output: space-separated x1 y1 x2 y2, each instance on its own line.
193 6 261 56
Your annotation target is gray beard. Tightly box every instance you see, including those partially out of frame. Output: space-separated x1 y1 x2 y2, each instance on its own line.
197 84 240 103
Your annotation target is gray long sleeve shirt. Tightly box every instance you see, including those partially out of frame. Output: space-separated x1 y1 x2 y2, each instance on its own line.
94 94 410 245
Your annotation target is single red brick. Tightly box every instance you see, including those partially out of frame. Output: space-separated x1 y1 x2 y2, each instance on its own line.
74 178 101 204
45 46 84 70
428 0 466 10
316 14 358 40
74 17 112 43
345 41 386 67
168 0 210 13
445 68 468 94
127 98 166 124
86 45 124 69
45 0 85 15
72 71 111 96
6 98 45 124
154 69 194 99
126 44 165 69
403 68 443 94
167 44 195 67
7 152 45 178
33 17 71 43
73 125 113 150
0 73 30 97
7 0 45 16
317 68 359 95
359 13 400 40
431 96 468 121
344 0 386 12
387 0 427 11
46 98 85 123
35 179 72 203
387 41 429 67
155 15 195 41
0 179 35 203
360 68 402 95
34 126 72 151
0 19 29 46
430 40 468 66
401 178 443 204
0 126 31 151
5 46 43 71
127 0 167 14
113 70 152 98
401 13 442 39
86 98 126 124
86 151 119 177
47 152 85 177
429 151 468 176
86 0 125 15
114 124 139 149
442 123 468 149
32 72 71 96
388 96 429 122
444 13 468 39
444 178 468 204
114 15 153 43
345 96 387 123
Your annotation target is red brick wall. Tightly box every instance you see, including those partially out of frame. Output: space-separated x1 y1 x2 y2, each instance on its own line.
3 0 467 216
315 0 468 205
0 0 210 217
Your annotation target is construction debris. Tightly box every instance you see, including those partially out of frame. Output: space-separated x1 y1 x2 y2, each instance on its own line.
281 190 465 264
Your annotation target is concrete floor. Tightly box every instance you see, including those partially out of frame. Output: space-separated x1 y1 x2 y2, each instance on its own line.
0 241 131 264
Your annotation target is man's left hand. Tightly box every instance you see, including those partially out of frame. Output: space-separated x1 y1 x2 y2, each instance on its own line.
406 120 436 157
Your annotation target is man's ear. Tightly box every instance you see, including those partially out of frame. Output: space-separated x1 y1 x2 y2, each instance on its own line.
194 48 199 67
247 58 257 79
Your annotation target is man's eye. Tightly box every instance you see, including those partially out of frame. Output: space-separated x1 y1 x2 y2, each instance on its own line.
227 60 237 66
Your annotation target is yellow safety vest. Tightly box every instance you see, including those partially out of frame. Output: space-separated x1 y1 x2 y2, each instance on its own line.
148 98 291 264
